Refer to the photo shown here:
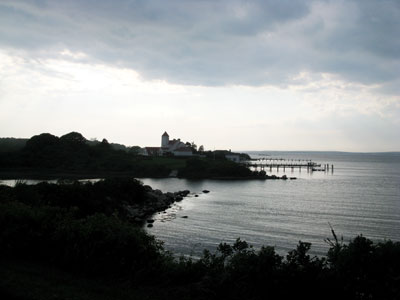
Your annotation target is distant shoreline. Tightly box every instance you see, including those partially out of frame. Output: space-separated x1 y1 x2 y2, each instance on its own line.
0 169 293 181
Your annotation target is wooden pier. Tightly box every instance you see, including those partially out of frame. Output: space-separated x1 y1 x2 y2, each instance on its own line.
244 158 334 173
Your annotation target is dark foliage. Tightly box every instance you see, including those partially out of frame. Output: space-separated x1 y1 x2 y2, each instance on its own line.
179 157 256 178
0 138 28 153
1 179 399 299
0 179 164 277
203 150 251 161
0 132 171 177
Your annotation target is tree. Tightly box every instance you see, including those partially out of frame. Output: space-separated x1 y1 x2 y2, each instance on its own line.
198 145 204 152
25 133 59 152
129 146 143 155
60 132 86 144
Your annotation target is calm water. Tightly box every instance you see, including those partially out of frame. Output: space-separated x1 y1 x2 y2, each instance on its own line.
141 152 400 256
1 152 399 257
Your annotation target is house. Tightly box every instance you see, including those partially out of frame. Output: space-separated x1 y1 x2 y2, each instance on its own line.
173 147 194 157
161 132 193 156
143 132 193 157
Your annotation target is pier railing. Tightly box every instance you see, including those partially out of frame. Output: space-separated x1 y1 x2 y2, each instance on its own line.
243 159 334 172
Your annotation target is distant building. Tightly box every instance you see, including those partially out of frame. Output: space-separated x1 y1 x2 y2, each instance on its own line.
144 132 193 157
173 147 194 157
161 131 193 156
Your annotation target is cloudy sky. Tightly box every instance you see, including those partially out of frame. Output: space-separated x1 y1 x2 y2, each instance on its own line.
0 0 399 151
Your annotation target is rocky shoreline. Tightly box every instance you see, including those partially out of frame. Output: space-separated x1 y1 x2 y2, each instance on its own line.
120 176 296 226
124 185 192 226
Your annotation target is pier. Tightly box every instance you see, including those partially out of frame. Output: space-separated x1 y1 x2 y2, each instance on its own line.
244 158 334 173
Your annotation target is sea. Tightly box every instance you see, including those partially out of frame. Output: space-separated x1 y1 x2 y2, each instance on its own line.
140 151 400 257
1 151 399 257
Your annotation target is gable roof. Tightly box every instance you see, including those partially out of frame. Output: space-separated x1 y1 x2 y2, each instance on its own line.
168 140 182 145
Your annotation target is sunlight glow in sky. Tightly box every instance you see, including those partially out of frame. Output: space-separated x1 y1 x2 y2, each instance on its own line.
1 0 399 151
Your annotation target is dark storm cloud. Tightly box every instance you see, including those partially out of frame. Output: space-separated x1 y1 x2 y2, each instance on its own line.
0 0 399 88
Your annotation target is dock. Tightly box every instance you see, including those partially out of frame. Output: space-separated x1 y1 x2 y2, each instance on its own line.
244 158 334 173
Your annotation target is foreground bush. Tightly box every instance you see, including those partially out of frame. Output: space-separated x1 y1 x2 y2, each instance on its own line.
0 179 399 299
0 202 164 278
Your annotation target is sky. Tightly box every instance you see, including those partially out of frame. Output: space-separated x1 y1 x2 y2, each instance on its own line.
0 0 399 152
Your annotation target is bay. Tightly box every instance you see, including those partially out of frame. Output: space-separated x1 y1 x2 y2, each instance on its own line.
1 151 399 257
141 152 400 257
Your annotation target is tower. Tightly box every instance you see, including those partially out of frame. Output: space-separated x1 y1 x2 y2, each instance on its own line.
161 131 169 148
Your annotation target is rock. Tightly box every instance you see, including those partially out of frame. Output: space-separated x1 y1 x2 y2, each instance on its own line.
147 224 153 228
143 185 153 192
175 196 184 201
181 216 188 218
154 189 163 195
195 194 199 197
147 219 155 223
181 190 190 196
282 175 288 180
202 190 210 193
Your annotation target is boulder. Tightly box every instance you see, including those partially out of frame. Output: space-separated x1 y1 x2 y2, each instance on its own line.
202 190 210 193
181 190 190 196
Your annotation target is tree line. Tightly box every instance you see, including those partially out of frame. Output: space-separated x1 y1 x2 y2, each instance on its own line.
0 132 255 179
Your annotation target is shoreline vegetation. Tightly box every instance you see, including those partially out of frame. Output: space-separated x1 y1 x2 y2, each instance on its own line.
0 132 293 180
1 178 399 299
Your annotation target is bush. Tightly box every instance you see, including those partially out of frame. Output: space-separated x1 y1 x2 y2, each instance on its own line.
1 180 400 299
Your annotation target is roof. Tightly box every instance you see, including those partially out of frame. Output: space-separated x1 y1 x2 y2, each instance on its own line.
162 131 169 137
168 140 181 145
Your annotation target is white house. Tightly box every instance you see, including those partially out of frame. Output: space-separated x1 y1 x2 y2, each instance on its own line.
144 132 193 156
161 132 193 156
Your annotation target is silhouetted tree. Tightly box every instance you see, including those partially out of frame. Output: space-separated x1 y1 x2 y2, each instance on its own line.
25 133 59 152
60 132 86 144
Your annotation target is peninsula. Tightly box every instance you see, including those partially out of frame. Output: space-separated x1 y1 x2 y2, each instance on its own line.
0 131 289 180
